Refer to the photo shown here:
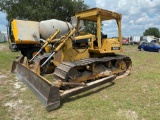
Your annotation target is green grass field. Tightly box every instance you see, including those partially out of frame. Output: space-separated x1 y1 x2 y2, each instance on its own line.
0 42 160 120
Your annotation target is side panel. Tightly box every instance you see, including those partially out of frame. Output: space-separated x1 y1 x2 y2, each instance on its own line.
63 40 90 61
53 39 90 65
12 20 40 44
101 38 121 53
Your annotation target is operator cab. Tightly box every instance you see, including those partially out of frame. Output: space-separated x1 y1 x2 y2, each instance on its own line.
74 8 122 54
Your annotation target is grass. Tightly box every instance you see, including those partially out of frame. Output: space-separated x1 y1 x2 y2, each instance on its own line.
0 42 160 120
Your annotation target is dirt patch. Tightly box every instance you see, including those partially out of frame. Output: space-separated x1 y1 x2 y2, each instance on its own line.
14 82 21 89
4 99 23 108
0 44 8 51
20 88 26 91
4 99 33 119
13 78 26 91
0 74 7 79
117 109 139 120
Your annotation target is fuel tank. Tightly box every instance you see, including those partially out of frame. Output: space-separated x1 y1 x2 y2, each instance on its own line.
40 19 72 39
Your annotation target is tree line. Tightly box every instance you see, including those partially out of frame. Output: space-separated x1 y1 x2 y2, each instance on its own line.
0 0 159 37
0 0 88 22
0 0 99 34
143 27 160 38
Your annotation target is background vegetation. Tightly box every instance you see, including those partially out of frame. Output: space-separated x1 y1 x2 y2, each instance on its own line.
0 0 98 34
143 27 160 38
0 0 88 22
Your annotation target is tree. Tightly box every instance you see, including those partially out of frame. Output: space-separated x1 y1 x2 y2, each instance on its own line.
0 0 99 34
0 0 88 22
143 27 160 38
82 20 104 35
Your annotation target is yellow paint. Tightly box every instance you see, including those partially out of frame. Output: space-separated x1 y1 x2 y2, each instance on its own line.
76 8 122 21
53 7 123 65
12 20 19 42
75 8 122 54
97 14 101 48
63 39 90 61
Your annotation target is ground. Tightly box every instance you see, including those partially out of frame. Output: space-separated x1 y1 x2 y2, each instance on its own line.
0 42 160 120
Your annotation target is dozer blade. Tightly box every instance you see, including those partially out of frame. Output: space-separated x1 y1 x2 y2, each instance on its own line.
11 60 60 111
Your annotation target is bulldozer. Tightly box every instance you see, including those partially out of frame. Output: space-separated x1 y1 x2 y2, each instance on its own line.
10 8 132 111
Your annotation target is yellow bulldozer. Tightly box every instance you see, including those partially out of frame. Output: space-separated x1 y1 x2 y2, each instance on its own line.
9 8 132 111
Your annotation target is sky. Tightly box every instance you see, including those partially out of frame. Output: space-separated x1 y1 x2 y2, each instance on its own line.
84 0 160 37
0 12 7 32
0 0 160 37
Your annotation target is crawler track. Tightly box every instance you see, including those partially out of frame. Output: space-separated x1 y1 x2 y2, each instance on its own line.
53 55 132 87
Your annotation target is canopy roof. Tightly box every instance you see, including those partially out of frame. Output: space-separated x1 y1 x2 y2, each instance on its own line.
75 8 122 21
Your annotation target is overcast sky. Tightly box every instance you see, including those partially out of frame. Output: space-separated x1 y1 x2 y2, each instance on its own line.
0 0 160 37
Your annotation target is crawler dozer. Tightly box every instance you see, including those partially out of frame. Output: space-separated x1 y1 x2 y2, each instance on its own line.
10 8 132 111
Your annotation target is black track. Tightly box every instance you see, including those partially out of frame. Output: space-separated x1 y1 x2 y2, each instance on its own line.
53 55 131 82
